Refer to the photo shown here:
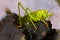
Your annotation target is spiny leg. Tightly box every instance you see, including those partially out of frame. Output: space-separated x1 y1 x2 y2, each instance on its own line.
42 20 48 28
18 2 26 11
26 8 38 30
17 2 29 28
30 18 37 30
18 2 37 30
17 2 23 28
25 7 32 15
24 8 29 15
23 7 38 30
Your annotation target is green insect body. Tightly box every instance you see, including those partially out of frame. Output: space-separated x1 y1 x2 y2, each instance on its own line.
17 2 53 30
32 10 53 21
26 10 53 27
24 9 53 22
30 10 48 22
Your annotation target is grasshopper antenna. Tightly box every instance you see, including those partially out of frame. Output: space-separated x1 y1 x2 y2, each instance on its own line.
48 5 58 12
46 5 58 20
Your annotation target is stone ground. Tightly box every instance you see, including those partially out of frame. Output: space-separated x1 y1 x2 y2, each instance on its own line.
0 13 60 40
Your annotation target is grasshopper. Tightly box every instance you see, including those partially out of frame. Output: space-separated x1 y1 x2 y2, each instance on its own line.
17 2 53 30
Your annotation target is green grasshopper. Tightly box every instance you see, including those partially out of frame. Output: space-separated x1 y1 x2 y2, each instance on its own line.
17 2 53 30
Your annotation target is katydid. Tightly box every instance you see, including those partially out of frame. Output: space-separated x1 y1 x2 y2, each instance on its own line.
17 2 53 30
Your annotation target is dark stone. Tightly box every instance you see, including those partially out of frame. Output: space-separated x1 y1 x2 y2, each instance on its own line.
0 9 59 40
41 29 57 40
23 21 52 40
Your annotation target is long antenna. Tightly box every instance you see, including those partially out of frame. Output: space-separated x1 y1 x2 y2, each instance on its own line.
48 4 60 20
48 5 58 12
